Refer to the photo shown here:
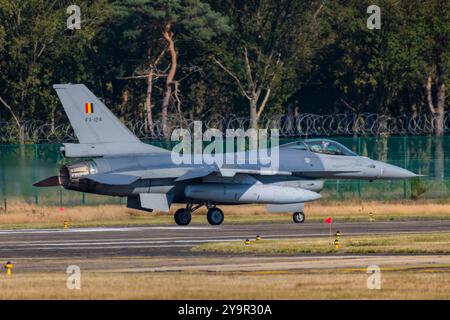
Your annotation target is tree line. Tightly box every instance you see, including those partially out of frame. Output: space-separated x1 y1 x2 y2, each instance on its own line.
0 0 448 143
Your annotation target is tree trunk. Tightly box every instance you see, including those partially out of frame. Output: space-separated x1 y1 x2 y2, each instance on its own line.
161 24 177 139
427 73 446 181
19 125 25 145
119 89 129 122
145 68 155 137
0 95 24 144
435 75 445 180
249 88 262 129
426 74 446 136
249 98 258 129
435 73 446 136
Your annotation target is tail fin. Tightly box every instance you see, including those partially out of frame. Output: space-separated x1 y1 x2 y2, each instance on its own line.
54 84 168 156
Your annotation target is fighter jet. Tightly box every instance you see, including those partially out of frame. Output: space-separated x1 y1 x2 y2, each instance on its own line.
34 84 417 225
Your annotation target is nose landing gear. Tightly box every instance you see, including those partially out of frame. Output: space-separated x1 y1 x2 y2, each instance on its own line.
293 211 305 223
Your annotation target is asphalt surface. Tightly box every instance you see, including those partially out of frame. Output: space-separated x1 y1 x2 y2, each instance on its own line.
1 220 449 259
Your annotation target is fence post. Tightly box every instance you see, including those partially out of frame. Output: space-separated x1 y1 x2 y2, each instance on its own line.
0 145 5 210
336 180 339 198
82 192 86 206
357 137 362 199
34 144 39 205
403 136 407 199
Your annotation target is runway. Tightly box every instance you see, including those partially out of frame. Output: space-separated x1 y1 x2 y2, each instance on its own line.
1 220 449 259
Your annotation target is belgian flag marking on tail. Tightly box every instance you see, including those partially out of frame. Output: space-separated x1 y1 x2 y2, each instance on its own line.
85 102 94 114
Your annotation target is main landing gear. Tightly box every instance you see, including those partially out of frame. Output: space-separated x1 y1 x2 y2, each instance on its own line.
174 208 192 226
293 212 305 223
174 202 224 226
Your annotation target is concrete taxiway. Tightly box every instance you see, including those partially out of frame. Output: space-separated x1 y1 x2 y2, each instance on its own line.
0 220 448 301
0 220 449 258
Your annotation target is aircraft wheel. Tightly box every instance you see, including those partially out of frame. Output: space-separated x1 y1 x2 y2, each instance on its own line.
293 212 305 223
174 208 192 226
207 208 224 225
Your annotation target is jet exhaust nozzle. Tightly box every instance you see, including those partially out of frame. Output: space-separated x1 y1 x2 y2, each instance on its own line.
34 161 98 188
58 161 98 188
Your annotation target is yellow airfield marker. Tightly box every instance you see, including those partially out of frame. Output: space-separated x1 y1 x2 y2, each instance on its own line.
334 239 340 249
5 261 13 276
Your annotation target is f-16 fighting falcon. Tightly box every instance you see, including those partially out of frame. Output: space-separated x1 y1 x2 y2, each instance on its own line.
34 84 417 226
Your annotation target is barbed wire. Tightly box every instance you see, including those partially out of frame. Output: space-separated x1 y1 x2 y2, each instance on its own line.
0 112 448 143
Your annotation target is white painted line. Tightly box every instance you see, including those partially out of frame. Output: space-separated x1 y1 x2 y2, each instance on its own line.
0 238 247 248
5 230 449 250
1 229 448 246
0 226 216 235
0 244 194 250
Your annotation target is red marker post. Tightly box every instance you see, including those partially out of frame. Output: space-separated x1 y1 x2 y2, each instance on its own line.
323 216 333 243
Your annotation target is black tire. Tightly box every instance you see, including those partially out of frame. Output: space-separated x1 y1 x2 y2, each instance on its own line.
293 212 305 223
207 208 224 225
174 208 192 226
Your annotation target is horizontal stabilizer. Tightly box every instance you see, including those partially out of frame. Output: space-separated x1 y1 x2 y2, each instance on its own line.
86 173 140 185
33 176 60 187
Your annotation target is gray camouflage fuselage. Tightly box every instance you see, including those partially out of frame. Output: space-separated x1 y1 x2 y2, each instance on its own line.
59 142 415 210
34 84 417 215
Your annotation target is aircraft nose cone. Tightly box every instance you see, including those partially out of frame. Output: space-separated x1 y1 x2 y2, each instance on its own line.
381 163 417 179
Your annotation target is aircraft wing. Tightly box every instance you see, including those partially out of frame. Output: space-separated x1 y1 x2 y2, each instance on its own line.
219 168 292 177
172 166 292 181
175 167 218 182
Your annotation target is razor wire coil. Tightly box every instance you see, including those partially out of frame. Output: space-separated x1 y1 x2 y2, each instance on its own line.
0 112 448 143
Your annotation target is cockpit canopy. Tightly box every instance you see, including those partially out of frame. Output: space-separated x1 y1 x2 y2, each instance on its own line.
283 139 357 156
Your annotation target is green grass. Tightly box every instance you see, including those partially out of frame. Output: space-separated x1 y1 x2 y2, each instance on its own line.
192 232 450 255
0 213 448 230
1 200 450 230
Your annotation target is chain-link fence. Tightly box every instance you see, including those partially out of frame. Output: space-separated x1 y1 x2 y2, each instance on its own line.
0 136 448 207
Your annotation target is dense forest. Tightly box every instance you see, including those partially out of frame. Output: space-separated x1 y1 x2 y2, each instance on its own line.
0 0 448 143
